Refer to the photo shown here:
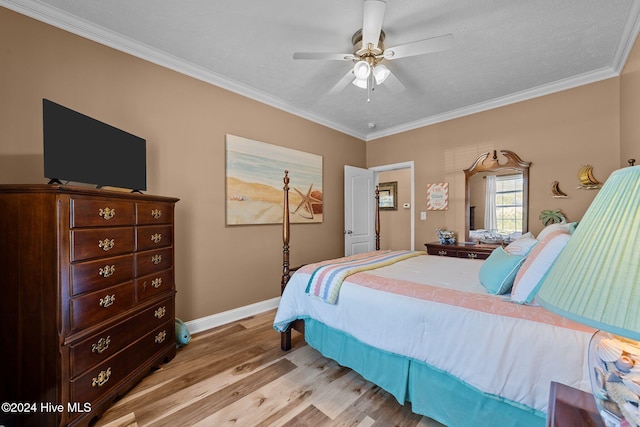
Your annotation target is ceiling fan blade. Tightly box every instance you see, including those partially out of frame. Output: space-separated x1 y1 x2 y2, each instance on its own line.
362 0 386 48
293 52 356 61
328 70 355 95
381 71 405 94
384 33 453 60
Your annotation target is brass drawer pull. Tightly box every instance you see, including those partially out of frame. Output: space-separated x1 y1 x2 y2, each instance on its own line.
438 250 447 256
467 253 478 259
151 233 162 244
98 238 115 252
154 306 166 319
98 207 115 220
98 265 116 278
99 294 116 308
92 367 111 387
91 336 111 354
151 209 162 219
151 278 162 289
154 330 167 344
151 254 162 265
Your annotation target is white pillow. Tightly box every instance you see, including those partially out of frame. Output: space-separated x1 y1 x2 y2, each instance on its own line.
504 232 538 256
536 221 576 242
510 229 571 304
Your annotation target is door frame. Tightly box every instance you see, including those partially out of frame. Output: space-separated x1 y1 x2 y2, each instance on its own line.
371 161 415 251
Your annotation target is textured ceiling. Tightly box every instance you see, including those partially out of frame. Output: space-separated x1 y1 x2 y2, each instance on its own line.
4 0 640 140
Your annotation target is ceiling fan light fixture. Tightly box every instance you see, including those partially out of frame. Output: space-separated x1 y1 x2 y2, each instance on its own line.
353 60 371 80
373 64 390 85
352 77 368 89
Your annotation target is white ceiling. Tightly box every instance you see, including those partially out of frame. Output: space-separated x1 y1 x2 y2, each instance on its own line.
4 0 640 140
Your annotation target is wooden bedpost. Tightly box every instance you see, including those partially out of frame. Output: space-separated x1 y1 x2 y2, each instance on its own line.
281 171 293 351
280 172 381 351
375 185 380 250
281 170 291 293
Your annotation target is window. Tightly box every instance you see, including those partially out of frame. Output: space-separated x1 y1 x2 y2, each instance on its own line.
495 174 523 234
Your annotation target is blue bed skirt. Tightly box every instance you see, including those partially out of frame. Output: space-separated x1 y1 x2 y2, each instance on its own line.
303 318 545 427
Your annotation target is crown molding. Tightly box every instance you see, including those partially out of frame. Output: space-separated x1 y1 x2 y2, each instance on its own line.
611 0 640 73
365 0 640 141
365 66 619 141
4 0 637 143
1 0 367 141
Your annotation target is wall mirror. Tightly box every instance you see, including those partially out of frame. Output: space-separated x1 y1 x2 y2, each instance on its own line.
464 150 531 242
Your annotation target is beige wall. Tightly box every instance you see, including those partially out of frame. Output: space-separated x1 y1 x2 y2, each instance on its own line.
367 78 621 244
621 34 640 165
0 8 365 321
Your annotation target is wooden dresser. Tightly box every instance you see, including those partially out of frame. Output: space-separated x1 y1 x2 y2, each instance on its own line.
424 241 499 260
0 185 179 427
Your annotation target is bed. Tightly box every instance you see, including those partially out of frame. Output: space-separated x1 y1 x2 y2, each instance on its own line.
273 171 593 426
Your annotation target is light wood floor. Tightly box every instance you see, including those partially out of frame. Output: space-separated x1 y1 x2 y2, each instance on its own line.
94 309 446 427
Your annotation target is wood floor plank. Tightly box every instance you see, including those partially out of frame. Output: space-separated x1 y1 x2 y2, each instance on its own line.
279 405 333 427
97 344 266 423
355 415 376 427
94 310 444 426
145 358 297 426
332 384 427 427
190 344 359 426
307 368 374 420
190 352 330 426
238 311 279 329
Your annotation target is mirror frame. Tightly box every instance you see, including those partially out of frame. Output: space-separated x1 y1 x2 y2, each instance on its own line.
463 150 531 241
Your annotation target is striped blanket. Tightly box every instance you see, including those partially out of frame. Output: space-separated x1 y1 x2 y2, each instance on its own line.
305 250 423 304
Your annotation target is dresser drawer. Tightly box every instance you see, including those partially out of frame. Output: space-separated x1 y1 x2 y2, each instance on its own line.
136 201 174 225
71 227 135 262
70 282 135 331
427 247 457 257
70 350 129 406
425 242 497 260
136 247 173 277
71 198 135 228
69 319 175 405
70 254 134 296
136 268 174 302
70 297 174 377
457 249 492 260
136 225 173 251
126 320 176 369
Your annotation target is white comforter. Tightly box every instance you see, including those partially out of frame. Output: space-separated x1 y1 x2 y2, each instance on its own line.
273 254 593 414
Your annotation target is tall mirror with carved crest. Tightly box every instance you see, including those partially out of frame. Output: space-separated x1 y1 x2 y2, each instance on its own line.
464 150 531 243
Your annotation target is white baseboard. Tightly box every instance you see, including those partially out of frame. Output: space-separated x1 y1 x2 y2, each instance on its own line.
182 297 281 335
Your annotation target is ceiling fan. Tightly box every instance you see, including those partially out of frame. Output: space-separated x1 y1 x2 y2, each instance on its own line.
293 0 453 99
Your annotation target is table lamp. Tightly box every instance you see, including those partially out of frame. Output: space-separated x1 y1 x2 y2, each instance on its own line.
537 165 640 427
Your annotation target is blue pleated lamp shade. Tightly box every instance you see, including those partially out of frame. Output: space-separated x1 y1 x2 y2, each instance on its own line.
537 165 640 339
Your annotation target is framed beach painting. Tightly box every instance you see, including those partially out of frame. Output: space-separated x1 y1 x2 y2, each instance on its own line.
225 134 323 225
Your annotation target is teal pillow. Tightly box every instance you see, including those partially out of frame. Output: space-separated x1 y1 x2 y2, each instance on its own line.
479 247 525 295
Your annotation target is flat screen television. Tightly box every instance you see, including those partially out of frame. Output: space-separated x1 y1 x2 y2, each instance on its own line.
43 99 147 191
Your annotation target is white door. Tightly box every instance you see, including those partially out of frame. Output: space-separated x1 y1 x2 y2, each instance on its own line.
344 165 375 256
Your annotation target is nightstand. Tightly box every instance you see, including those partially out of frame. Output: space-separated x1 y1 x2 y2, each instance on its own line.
424 241 499 260
547 382 604 427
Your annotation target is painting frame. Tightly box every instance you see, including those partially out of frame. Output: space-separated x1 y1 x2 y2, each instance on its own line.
427 182 449 211
225 134 323 225
378 181 398 211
